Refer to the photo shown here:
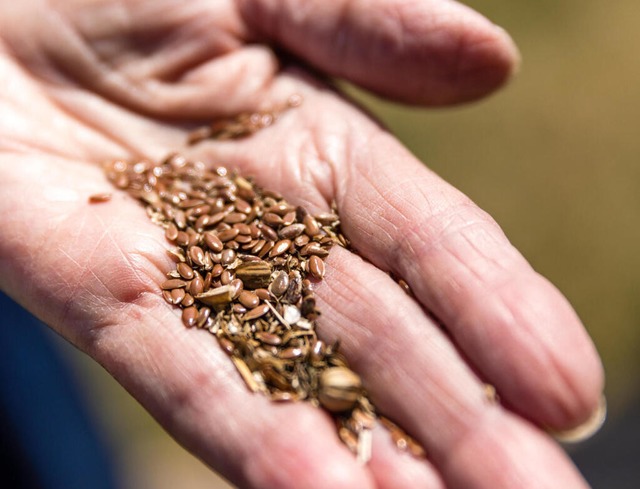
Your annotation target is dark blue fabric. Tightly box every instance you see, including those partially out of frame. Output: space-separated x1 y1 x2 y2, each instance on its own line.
0 292 119 489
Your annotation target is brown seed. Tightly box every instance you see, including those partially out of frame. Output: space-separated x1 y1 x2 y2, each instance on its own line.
278 223 306 240
174 210 187 229
176 231 190 247
177 263 194 280
270 239 291 257
211 263 224 277
89 192 113 203
197 307 211 328
182 306 198 328
165 223 179 241
257 240 274 258
303 214 321 236
221 249 236 265
255 288 272 301
204 232 224 252
294 234 310 247
238 290 260 309
308 255 325 279
195 214 212 231
232 303 247 314
235 234 252 244
281 211 296 226
161 279 187 290
188 246 206 267
224 212 247 224
188 276 204 296
220 270 233 285
217 227 240 242
300 242 330 257
243 303 270 321
162 289 173 304
170 287 185 305
182 293 195 307
234 198 252 214
229 278 244 299
219 337 235 355
269 271 289 297
258 223 278 241
278 346 305 360
255 331 282 346
314 212 339 225
263 212 283 227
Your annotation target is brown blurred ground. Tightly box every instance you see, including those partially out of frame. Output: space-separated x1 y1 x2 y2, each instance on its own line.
61 1 640 487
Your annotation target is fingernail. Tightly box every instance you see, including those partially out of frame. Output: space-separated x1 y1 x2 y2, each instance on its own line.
549 395 607 443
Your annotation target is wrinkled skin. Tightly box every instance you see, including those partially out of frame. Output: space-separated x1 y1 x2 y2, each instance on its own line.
0 1 604 488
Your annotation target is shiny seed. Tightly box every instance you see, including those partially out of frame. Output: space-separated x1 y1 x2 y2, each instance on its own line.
196 307 211 328
229 278 244 299
255 331 282 346
278 223 306 240
221 249 236 265
243 303 270 321
238 290 260 309
177 263 194 280
281 211 296 226
303 214 321 236
224 212 247 224
165 223 179 241
176 231 190 246
161 279 187 290
308 255 325 279
270 239 291 257
188 246 206 267
182 293 194 307
182 306 198 327
188 276 204 296
263 212 283 226
218 227 240 242
269 271 289 297
170 288 185 305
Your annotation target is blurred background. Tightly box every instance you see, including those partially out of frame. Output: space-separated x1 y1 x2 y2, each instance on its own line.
5 0 638 487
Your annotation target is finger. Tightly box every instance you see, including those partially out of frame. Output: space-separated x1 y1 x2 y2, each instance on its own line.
0 156 374 489
326 105 604 430
316 247 590 488
239 0 520 105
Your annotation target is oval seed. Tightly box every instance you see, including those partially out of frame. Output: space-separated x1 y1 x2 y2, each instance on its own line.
165 223 179 241
255 288 272 301
221 249 236 265
188 246 206 267
188 276 204 296
211 263 224 277
177 262 195 280
308 255 325 279
182 293 194 307
259 223 278 241
255 331 282 346
176 231 190 246
161 279 187 290
220 270 233 285
197 307 211 328
170 288 185 305
224 212 248 224
281 211 296 226
263 212 283 227
269 271 289 297
278 223 306 240
182 306 198 328
270 239 291 257
243 303 270 321
238 290 260 309
217 227 240 242
303 214 321 236
229 278 244 299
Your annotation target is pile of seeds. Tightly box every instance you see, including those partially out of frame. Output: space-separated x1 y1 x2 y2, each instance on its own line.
102 153 424 462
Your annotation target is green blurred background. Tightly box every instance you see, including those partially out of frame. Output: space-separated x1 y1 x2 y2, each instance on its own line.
56 1 640 487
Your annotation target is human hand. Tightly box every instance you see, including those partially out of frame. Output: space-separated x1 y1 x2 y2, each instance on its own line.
0 1 603 488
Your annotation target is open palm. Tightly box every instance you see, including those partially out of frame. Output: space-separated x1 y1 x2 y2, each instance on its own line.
0 1 603 488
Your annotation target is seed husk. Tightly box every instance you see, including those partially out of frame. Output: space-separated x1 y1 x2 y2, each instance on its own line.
235 260 272 289
196 285 235 307
318 367 362 413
